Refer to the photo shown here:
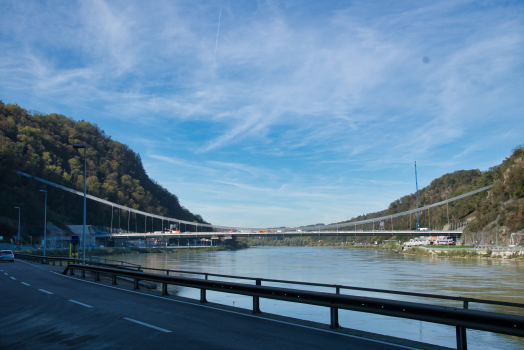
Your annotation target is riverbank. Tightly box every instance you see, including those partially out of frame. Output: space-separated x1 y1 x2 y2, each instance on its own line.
401 246 524 259
18 245 238 258
347 242 524 259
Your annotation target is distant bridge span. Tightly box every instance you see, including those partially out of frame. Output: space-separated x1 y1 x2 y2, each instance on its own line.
98 230 462 240
16 170 491 233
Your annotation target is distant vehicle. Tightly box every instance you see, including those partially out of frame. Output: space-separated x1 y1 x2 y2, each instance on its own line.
418 228 429 232
0 250 14 262
436 238 455 245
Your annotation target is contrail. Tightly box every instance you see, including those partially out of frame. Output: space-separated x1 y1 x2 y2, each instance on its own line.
214 8 221 65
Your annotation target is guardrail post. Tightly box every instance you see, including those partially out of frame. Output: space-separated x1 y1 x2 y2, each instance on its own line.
200 274 208 303
253 279 261 314
134 278 139 290
162 283 168 296
70 268 75 276
81 270 86 278
456 301 468 350
60 261 63 266
112 275 117 285
330 287 340 329
95 272 100 281
166 270 170 276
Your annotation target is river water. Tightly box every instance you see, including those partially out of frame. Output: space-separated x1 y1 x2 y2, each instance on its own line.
105 247 523 349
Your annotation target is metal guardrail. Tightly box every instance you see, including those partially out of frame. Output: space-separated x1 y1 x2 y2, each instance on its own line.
61 264 524 350
14 253 141 271
89 256 142 269
138 266 524 310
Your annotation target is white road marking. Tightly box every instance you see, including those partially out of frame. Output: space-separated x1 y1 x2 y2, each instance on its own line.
38 289 53 294
10 277 16 280
123 318 172 333
69 300 93 308
21 282 30 286
4 272 8 275
53 272 416 349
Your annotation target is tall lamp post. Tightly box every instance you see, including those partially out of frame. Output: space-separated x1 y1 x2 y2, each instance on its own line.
40 190 47 257
14 207 20 241
73 144 87 265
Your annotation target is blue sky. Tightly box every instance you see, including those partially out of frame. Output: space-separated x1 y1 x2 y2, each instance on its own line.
1 0 523 228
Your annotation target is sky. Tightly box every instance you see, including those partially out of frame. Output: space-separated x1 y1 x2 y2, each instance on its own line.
1 0 523 228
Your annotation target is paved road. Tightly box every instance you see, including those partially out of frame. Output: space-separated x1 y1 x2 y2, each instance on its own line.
0 260 420 350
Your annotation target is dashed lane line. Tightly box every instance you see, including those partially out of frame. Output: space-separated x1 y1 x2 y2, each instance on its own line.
38 289 53 295
10 276 16 280
52 271 418 350
21 282 30 286
4 272 8 275
69 300 93 308
123 318 172 333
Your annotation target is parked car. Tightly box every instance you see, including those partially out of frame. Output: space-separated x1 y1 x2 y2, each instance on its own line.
0 250 14 262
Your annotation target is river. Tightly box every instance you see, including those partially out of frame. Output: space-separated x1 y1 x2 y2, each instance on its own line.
104 247 524 349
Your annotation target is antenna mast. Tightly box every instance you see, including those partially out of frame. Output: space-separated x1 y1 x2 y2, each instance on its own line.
415 161 420 230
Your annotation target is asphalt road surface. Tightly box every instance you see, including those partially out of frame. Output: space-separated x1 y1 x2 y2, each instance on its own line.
0 260 426 350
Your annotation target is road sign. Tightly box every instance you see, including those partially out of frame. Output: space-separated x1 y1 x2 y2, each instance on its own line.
15 239 21 245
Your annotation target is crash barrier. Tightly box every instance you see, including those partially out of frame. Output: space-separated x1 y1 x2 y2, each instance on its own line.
62 264 524 350
89 256 142 269
14 253 141 271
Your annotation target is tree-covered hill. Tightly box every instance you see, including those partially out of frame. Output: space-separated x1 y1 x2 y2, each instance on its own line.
332 145 524 245
0 101 209 243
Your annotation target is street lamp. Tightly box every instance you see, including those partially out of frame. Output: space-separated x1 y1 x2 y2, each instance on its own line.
14 207 20 241
40 190 47 257
73 144 87 265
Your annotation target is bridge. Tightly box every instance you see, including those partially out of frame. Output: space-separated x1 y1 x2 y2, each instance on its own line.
97 229 463 240
17 170 490 236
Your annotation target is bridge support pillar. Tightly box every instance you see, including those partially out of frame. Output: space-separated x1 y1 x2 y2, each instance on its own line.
162 283 168 296
330 287 340 329
253 280 261 314
456 301 468 350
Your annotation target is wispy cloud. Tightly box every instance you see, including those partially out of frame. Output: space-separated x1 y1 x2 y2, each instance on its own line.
1 0 523 226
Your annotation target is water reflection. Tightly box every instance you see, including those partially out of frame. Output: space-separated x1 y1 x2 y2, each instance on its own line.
106 247 523 349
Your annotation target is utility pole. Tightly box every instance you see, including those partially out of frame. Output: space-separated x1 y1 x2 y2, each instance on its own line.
415 161 420 230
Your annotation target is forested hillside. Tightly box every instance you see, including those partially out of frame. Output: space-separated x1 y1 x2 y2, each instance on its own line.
332 145 524 245
0 102 208 243
256 146 524 247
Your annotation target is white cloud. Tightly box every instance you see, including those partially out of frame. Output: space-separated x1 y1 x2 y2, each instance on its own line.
1 0 523 226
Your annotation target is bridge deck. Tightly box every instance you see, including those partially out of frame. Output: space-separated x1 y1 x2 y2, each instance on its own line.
99 230 462 239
